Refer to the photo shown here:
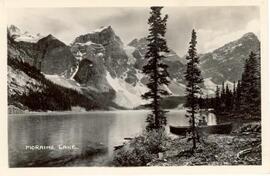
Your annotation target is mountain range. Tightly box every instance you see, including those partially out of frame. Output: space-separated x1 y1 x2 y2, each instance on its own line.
7 25 260 112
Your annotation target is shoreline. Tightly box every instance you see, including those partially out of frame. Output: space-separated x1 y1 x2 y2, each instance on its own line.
8 109 186 116
113 121 261 166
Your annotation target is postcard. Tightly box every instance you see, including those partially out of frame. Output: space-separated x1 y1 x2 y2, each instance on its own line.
0 0 269 175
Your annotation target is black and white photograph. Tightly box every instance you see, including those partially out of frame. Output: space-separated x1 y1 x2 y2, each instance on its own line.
2 0 269 172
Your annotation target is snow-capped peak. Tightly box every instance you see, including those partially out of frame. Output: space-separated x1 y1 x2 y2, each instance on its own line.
90 26 112 34
8 25 21 36
8 24 44 43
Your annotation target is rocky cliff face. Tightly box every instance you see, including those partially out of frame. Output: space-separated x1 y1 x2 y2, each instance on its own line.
71 26 129 78
127 37 187 96
8 27 39 67
36 34 77 78
7 32 120 112
69 27 147 107
8 25 78 78
8 29 44 104
70 28 111 92
128 37 186 82
8 64 44 98
69 26 188 108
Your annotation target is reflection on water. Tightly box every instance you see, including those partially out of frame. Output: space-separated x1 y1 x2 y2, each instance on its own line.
8 110 189 167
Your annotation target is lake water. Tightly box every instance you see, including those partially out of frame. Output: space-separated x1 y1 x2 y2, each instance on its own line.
8 110 205 167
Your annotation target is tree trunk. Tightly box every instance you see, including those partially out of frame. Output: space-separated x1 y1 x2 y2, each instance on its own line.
192 106 196 149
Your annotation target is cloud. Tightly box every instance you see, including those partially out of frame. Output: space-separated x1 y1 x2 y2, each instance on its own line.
7 6 260 56
163 6 260 55
197 19 260 53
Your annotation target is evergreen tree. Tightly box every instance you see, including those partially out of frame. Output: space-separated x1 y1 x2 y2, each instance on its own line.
220 82 226 112
232 81 237 111
214 85 220 113
184 29 203 149
235 80 242 112
241 51 261 117
233 81 236 96
142 7 170 131
221 82 225 98
198 95 204 109
210 97 215 110
225 84 232 112
205 94 209 110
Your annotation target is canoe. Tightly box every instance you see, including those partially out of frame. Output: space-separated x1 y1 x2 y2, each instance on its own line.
169 125 191 136
199 122 233 134
169 122 233 136
114 145 124 150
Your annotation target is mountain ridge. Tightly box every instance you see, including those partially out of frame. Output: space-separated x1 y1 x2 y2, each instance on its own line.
7 25 260 110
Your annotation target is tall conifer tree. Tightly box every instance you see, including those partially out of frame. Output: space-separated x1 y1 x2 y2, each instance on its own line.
241 51 261 116
142 7 170 131
232 81 237 111
184 29 203 149
225 84 232 111
214 85 221 112
220 82 226 111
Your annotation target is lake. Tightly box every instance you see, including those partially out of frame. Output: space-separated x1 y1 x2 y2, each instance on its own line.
8 110 200 167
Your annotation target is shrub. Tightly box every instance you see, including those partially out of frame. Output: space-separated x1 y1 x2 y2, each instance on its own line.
113 129 169 166
144 128 168 154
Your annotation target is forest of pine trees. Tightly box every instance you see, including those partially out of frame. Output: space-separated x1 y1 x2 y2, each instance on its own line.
199 51 261 119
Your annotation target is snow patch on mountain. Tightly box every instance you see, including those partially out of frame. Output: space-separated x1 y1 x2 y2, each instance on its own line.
167 81 186 96
44 74 82 92
167 53 177 57
74 50 84 61
124 45 136 65
70 64 80 80
8 25 43 43
163 85 173 95
8 25 20 36
106 71 148 108
224 80 234 89
76 41 95 46
14 33 43 43
90 26 111 33
203 78 234 95
203 78 217 95
134 70 149 95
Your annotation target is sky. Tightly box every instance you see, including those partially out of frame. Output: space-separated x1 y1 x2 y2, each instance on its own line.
8 6 260 56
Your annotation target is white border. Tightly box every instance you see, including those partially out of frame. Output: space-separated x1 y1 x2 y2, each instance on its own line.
0 0 269 175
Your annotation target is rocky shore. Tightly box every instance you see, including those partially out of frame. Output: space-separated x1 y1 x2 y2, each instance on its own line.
113 121 261 166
